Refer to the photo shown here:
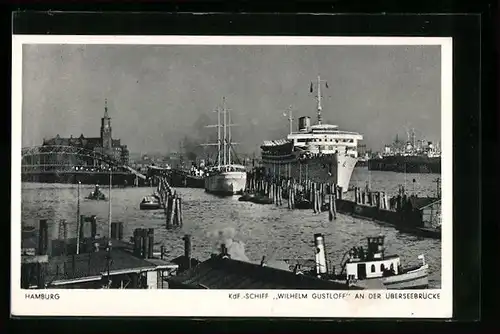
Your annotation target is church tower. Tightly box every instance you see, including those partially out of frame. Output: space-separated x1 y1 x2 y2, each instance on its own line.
100 98 112 150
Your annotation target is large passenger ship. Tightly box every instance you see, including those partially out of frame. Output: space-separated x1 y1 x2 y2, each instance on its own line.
260 76 363 192
203 98 247 195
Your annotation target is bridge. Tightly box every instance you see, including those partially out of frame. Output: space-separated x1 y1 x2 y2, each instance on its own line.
21 145 146 185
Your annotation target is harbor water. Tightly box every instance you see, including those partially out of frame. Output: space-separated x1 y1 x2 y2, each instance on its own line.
20 167 442 288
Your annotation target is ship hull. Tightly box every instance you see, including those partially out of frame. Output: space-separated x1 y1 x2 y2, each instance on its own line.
346 264 429 290
261 154 357 192
368 156 441 173
204 172 247 195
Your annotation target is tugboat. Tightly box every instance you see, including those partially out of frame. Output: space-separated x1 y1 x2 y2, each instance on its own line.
311 234 429 290
86 184 106 201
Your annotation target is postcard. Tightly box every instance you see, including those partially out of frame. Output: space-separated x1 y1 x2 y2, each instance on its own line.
12 35 452 318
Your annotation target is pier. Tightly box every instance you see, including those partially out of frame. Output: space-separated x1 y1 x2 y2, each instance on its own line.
244 171 441 239
152 174 184 229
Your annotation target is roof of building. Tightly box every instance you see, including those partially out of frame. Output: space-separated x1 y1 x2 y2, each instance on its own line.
43 134 102 149
45 248 158 285
167 256 358 290
409 197 441 210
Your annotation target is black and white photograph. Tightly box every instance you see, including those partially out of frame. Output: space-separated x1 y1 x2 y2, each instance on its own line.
12 35 453 318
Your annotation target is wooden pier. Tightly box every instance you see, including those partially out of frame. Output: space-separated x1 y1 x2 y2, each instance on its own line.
152 175 184 229
244 172 441 239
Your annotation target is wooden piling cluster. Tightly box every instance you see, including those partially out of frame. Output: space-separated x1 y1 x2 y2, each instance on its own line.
245 175 340 221
155 175 183 229
352 186 390 210
132 228 155 259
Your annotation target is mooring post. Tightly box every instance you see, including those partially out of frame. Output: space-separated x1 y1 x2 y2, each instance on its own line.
183 234 192 270
147 228 154 258
174 197 181 226
90 216 97 239
168 195 175 228
328 194 334 221
142 229 149 259
178 197 183 227
312 183 317 213
133 229 141 256
76 215 84 255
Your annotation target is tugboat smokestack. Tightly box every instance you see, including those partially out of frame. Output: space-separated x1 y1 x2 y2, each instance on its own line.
314 233 328 275
220 244 229 259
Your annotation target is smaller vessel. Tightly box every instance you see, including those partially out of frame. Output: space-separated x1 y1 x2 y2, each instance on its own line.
202 97 247 196
312 234 429 289
139 195 162 210
86 184 106 200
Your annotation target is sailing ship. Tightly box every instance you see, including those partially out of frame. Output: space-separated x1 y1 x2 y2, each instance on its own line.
260 76 363 192
202 98 247 195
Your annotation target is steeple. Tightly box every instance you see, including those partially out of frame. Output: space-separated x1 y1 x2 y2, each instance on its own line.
104 98 109 118
101 98 112 150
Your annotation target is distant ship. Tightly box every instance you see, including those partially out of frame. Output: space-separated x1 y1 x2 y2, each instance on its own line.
203 98 247 195
368 130 441 174
260 76 363 192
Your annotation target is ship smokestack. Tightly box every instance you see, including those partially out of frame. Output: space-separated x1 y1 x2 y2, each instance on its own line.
314 233 328 275
298 116 311 132
220 244 230 259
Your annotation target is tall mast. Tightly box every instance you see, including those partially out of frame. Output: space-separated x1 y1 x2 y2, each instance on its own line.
287 106 293 135
223 97 227 165
217 107 221 166
201 105 223 166
228 107 232 165
317 75 322 125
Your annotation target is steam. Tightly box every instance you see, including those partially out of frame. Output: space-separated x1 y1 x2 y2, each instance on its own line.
207 227 250 262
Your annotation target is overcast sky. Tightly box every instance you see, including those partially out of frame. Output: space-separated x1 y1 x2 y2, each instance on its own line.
22 44 441 155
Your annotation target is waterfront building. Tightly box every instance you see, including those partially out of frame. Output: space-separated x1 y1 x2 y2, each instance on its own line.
42 99 129 166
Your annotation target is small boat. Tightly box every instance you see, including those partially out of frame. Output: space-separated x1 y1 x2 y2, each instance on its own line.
312 234 429 290
140 196 162 210
86 191 106 200
238 193 254 202
86 185 107 200
249 194 273 205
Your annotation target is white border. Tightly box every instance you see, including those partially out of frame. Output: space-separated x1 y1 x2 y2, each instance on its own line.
11 35 453 318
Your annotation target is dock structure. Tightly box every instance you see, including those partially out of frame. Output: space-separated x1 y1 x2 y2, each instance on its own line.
153 174 183 229
244 171 441 239
21 219 179 289
244 173 340 221
167 243 363 290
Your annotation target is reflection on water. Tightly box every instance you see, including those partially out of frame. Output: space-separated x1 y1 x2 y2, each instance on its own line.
20 167 442 288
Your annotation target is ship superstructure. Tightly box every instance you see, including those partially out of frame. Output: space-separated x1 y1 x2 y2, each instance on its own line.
369 130 441 174
260 76 363 192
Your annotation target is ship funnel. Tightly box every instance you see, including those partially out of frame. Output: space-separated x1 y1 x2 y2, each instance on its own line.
314 233 328 275
298 116 311 132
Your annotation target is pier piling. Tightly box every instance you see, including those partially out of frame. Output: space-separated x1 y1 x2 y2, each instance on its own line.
183 234 192 270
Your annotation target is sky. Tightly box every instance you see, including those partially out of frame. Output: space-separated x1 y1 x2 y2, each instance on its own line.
21 44 441 155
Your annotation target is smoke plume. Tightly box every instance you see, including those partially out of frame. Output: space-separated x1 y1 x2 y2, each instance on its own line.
206 227 250 262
